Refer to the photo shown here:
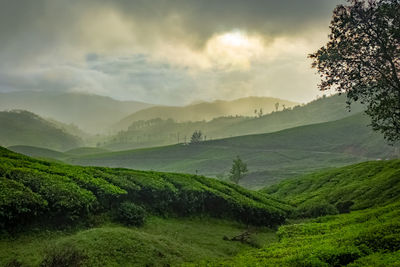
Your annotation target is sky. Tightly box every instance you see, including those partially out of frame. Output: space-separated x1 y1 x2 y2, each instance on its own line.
0 0 343 105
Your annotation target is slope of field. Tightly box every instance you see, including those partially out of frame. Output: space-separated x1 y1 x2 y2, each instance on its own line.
0 110 82 151
114 96 298 131
69 113 398 189
264 160 400 213
216 201 400 266
8 145 68 161
0 146 291 232
215 160 400 266
104 94 364 150
0 91 153 133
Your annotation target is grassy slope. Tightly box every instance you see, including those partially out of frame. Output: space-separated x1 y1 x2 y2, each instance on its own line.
0 110 82 151
214 160 400 266
264 160 400 211
114 96 298 131
0 147 287 266
0 217 277 267
68 113 398 189
105 95 364 150
216 201 400 266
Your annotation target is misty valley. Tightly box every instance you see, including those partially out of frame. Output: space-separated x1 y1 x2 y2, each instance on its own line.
0 0 399 266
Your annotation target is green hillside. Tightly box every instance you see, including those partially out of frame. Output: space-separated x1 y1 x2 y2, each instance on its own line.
264 160 400 216
8 145 68 161
0 146 291 230
69 113 398 189
216 201 400 266
1 153 399 266
66 147 111 156
0 91 153 133
103 94 364 150
114 96 298 131
0 110 82 151
214 160 400 266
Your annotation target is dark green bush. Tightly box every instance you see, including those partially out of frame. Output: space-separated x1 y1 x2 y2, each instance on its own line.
295 201 338 218
116 202 146 226
336 200 354 213
40 245 87 267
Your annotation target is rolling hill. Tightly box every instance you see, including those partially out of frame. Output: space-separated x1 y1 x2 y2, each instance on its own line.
113 96 298 131
103 94 365 150
264 160 400 216
216 160 400 266
68 113 399 189
0 110 82 151
0 91 153 133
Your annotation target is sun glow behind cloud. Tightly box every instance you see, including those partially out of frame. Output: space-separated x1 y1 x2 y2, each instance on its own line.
0 0 342 105
205 31 264 70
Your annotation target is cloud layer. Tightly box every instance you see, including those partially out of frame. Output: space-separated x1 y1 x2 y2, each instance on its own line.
0 0 342 105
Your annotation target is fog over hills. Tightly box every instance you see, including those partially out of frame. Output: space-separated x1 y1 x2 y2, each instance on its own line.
69 113 398 189
114 96 298 131
0 91 153 133
0 110 82 151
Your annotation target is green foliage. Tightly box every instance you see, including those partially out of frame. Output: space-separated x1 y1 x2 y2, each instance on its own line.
310 0 400 143
116 202 146 226
295 200 338 218
263 159 400 217
0 178 47 229
215 201 400 266
0 147 290 231
229 156 248 184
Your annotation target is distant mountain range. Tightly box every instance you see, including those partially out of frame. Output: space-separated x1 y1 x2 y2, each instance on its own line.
103 95 365 150
114 96 299 131
0 91 153 133
0 110 82 151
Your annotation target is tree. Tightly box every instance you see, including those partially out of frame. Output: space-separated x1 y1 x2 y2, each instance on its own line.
310 0 400 142
190 130 203 144
229 156 248 184
275 102 279 112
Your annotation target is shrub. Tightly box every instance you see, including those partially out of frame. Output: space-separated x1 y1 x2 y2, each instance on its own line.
336 200 354 213
295 201 338 218
40 245 87 267
116 202 146 226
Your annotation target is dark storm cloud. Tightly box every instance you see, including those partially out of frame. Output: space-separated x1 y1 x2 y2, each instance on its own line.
0 0 343 104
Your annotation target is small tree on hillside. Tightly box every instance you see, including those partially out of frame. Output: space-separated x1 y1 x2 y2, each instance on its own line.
229 156 248 184
190 130 203 144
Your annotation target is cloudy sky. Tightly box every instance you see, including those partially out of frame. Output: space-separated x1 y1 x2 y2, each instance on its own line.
0 0 342 105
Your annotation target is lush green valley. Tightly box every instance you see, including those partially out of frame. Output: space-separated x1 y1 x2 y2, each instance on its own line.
68 113 398 189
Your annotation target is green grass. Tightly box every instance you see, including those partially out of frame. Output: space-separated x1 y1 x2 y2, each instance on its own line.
0 217 277 267
65 147 111 156
214 201 400 266
67 113 398 189
264 160 400 215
